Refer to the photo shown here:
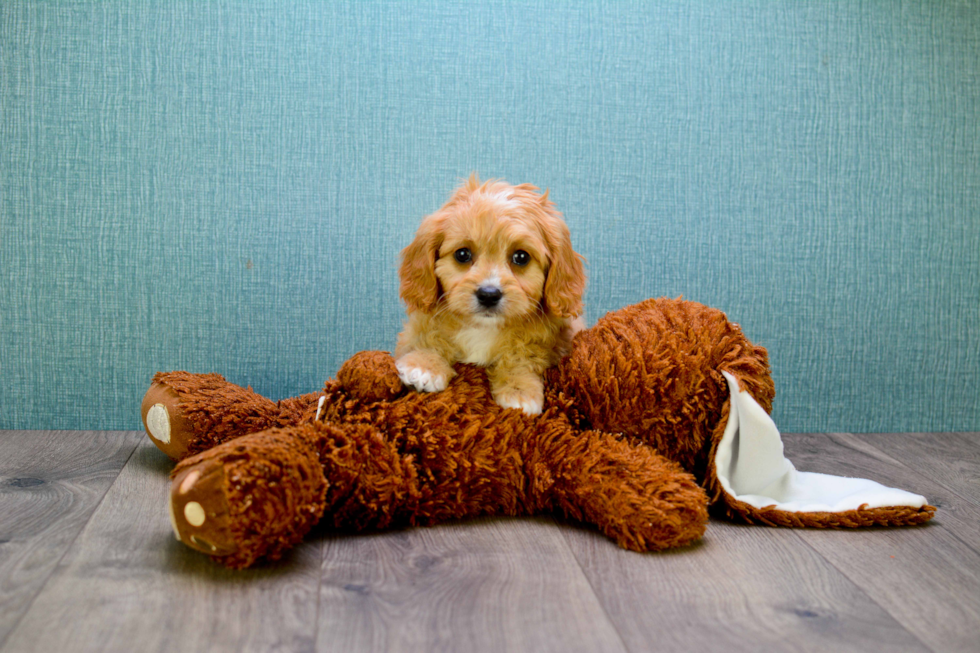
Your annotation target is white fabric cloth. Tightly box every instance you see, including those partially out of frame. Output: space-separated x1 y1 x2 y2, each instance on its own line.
714 372 927 513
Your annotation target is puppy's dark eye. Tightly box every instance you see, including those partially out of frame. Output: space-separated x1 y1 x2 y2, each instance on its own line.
454 248 472 264
511 250 530 267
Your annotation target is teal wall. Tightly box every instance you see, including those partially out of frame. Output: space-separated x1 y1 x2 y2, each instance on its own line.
2 1 978 432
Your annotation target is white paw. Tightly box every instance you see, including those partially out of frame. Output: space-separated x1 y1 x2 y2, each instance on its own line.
396 363 448 393
494 393 543 415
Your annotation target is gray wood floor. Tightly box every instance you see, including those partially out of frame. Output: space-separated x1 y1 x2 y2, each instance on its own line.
0 430 977 653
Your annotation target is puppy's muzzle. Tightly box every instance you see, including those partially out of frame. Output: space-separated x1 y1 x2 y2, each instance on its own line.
476 286 503 309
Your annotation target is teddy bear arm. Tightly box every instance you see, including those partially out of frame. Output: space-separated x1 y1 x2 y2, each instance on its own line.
142 371 292 461
532 428 709 551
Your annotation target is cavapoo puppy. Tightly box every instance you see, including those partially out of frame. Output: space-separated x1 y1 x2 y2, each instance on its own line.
396 175 586 415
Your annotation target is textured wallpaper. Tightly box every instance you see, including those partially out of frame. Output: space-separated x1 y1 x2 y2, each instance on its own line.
1 1 978 432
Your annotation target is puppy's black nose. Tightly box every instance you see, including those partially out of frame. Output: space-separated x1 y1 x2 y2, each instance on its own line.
476 286 503 308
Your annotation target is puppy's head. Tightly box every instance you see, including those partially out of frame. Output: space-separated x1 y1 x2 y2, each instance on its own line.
400 175 585 322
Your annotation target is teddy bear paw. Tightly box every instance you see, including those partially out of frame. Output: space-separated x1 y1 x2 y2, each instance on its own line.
141 382 194 460
169 458 239 558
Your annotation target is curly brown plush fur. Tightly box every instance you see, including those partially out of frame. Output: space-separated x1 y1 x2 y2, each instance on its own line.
145 297 934 568
554 297 774 481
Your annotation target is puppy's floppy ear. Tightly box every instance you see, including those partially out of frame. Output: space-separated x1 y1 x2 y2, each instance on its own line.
399 213 444 313
539 191 586 318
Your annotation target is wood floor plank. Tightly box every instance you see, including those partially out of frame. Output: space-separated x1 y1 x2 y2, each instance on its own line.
854 432 979 508
1 439 323 653
560 517 929 653
783 432 980 653
315 516 627 653
0 430 141 648
6 430 973 652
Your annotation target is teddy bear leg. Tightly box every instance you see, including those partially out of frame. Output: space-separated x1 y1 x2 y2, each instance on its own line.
168 420 425 568
533 429 709 551
141 371 289 460
167 425 329 568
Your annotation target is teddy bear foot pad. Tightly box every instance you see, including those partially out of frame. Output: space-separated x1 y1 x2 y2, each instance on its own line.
142 382 196 461
169 459 239 557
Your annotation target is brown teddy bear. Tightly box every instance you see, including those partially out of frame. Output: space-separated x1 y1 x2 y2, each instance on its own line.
141 298 934 569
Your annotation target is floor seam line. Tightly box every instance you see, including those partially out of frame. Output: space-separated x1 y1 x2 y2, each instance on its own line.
788 526 938 653
557 521 632 653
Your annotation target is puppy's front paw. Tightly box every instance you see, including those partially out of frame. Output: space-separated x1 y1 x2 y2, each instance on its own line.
493 387 544 415
395 351 454 393
397 364 448 393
